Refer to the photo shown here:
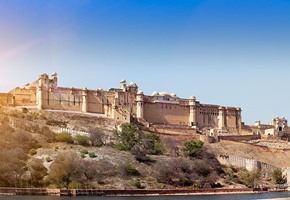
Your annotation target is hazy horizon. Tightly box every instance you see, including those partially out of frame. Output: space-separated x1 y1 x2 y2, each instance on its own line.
0 0 290 124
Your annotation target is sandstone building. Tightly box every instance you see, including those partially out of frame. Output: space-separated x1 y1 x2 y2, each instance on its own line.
251 117 289 137
0 73 242 132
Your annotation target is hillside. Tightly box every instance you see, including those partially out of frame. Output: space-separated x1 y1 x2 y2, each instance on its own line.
0 106 285 189
208 140 290 168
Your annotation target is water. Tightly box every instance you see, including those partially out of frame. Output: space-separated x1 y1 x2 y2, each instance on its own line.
1 192 290 200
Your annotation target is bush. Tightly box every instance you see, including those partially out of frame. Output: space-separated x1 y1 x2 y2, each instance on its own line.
74 134 89 146
46 157 53 162
142 133 164 155
29 148 37 155
115 143 130 151
182 140 203 157
143 133 160 142
122 163 140 177
226 167 235 179
239 170 260 187
55 132 73 143
132 179 145 189
35 143 43 148
88 152 97 158
273 169 287 184
151 141 164 155
89 128 105 147
79 149 88 154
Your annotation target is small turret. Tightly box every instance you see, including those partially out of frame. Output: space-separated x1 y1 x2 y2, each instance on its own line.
120 79 126 92
51 72 58 86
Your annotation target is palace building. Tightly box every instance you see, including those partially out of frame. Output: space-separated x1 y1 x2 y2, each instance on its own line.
0 73 242 132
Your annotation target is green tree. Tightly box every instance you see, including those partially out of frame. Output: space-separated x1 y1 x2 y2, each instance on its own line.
115 123 139 151
182 140 203 157
273 169 287 184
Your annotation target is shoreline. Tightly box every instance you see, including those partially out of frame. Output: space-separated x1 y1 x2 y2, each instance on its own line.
0 187 280 197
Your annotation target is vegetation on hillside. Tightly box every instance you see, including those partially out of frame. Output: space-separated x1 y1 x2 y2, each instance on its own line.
0 107 286 189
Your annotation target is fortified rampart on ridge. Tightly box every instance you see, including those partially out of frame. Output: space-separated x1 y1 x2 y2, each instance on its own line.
0 72 242 132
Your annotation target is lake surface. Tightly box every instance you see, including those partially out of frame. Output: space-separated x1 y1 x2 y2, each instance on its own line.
1 192 290 200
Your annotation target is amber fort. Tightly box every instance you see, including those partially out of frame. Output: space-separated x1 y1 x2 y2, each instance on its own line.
0 72 288 137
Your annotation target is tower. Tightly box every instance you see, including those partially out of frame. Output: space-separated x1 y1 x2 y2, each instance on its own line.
236 107 242 131
82 88 88 112
189 96 197 127
36 74 48 110
218 106 225 129
136 91 144 119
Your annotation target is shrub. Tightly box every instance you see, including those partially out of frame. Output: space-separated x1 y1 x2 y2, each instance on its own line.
115 143 129 151
93 140 104 147
46 157 53 162
179 177 192 187
142 133 164 155
68 181 84 189
132 179 145 189
122 163 140 176
79 149 88 154
226 167 235 179
88 152 97 158
151 141 165 155
74 134 89 146
35 143 43 148
29 148 37 155
273 169 287 184
182 140 203 157
55 132 73 143
143 133 160 142
89 128 105 147
239 170 260 187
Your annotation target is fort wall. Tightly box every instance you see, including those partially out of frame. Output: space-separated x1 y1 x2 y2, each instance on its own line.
9 87 36 106
218 134 260 142
0 93 12 106
218 155 279 178
0 72 243 132
143 102 189 125
196 105 219 128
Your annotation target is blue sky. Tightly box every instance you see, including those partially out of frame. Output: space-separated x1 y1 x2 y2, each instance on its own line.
0 0 290 124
